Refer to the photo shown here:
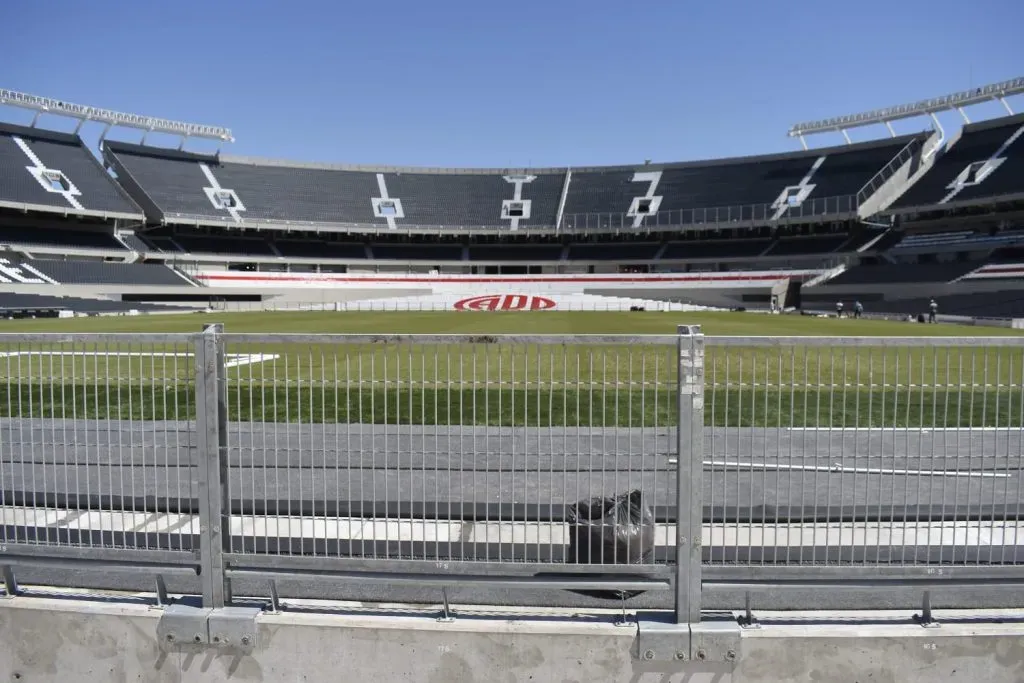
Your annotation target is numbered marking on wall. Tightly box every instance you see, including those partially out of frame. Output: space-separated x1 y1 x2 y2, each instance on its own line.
628 171 662 227
502 174 535 230
200 163 246 222
771 156 825 219
372 173 405 229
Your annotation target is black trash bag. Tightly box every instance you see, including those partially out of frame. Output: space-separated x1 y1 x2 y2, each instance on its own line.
565 489 656 600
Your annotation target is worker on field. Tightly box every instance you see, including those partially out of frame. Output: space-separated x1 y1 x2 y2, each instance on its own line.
928 298 938 324
835 301 844 318
854 301 863 319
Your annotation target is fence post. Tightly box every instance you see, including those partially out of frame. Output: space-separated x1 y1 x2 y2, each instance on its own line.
195 323 229 608
675 325 704 624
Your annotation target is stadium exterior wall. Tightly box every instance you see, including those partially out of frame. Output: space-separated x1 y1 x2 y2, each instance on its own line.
2 597 1022 683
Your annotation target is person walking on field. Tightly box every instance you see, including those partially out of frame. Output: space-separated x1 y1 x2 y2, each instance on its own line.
836 301 844 318
928 298 938 324
854 301 863 319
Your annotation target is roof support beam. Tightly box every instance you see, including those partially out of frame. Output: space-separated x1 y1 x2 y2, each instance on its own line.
0 88 233 145
787 76 1024 140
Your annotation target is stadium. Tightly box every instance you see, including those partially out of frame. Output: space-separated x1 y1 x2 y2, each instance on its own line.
2 76 1024 653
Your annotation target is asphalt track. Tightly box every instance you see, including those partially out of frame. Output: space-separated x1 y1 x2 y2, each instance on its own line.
3 419 1023 610
2 420 1022 516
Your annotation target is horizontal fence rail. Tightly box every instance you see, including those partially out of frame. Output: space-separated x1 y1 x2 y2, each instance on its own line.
2 328 1024 619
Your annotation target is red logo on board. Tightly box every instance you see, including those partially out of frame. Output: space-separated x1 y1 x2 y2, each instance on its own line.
453 294 557 311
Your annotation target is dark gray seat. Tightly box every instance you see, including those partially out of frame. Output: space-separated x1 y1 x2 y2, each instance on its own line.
0 123 141 216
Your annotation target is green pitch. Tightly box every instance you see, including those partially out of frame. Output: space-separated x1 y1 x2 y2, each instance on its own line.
1 309 1022 336
0 310 1021 427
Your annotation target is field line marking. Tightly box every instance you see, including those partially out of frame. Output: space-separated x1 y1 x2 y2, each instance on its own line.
0 350 279 368
705 460 1010 478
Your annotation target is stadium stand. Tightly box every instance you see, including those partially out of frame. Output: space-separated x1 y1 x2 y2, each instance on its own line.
0 123 142 218
0 222 125 250
864 291 1024 319
827 261 981 285
890 228 1024 253
661 238 774 260
889 114 1024 210
116 233 152 252
567 242 660 261
104 143 380 226
764 234 851 256
7 258 196 286
371 243 464 261
172 232 277 256
105 134 926 232
469 244 562 261
0 89 1020 325
384 172 563 228
273 238 366 260
105 141 564 230
0 292 195 315
561 135 924 220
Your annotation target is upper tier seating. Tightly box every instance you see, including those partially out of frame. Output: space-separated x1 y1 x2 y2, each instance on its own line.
0 124 141 217
104 134 922 232
561 136 922 222
890 114 1024 209
105 142 563 230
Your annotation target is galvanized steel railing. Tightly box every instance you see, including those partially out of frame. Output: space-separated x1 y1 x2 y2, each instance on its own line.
2 325 1024 622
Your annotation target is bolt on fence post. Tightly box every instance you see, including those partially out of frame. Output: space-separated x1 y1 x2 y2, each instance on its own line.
196 323 229 608
675 325 704 625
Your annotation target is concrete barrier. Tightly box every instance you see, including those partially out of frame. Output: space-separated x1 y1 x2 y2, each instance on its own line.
2 594 1023 682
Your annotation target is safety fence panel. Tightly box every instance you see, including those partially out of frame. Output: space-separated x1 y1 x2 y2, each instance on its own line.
217 333 681 576
701 336 1024 581
0 333 201 568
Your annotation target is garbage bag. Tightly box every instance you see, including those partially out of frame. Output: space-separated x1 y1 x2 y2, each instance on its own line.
565 489 656 600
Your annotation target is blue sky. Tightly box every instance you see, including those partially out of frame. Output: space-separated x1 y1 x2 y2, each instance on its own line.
1 0 1022 167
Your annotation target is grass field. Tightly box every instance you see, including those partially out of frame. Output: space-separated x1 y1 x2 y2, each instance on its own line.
0 310 1021 428
1 309 1024 336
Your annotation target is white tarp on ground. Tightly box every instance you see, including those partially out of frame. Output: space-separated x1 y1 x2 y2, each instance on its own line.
195 270 811 290
258 292 717 312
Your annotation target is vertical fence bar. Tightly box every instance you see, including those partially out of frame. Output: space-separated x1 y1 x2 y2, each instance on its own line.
675 325 704 624
195 323 228 608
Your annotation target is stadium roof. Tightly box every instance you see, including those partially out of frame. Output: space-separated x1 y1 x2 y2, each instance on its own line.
0 88 234 147
787 77 1024 148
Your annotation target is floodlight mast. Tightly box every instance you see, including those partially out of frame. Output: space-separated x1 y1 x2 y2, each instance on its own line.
0 88 234 150
787 76 1024 149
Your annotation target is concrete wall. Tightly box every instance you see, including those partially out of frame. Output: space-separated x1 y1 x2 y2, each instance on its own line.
2 596 1023 682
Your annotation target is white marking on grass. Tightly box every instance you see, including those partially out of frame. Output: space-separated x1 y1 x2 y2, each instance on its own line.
0 351 278 369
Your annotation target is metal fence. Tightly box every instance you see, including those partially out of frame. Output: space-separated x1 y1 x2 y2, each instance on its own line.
2 326 1024 622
